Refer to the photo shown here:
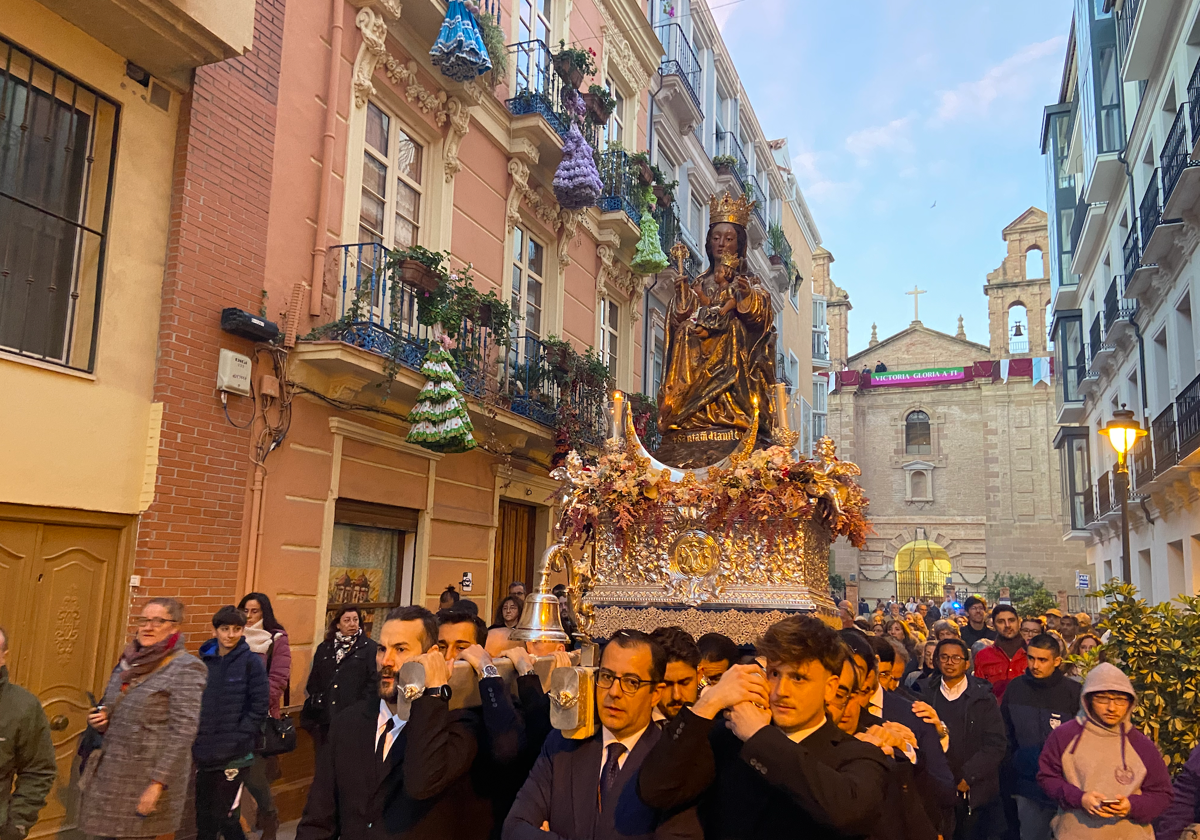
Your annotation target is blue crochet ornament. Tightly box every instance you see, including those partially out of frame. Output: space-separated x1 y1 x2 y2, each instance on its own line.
430 0 492 82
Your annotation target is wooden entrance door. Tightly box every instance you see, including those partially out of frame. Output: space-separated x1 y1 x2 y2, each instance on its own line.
492 501 537 616
0 510 132 838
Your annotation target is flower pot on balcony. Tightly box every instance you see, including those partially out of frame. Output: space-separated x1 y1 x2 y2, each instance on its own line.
714 163 735 178
552 54 585 90
653 185 674 206
582 91 613 124
768 254 784 267
396 259 440 293
636 161 653 186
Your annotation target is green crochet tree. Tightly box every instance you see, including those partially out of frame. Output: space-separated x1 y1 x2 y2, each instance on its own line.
406 335 477 454
630 212 669 275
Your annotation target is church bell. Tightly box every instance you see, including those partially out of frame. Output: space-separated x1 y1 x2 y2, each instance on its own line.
1011 322 1024 337
508 545 571 645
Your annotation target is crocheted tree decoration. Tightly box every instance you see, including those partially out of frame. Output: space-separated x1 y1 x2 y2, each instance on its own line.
406 336 477 454
630 211 670 275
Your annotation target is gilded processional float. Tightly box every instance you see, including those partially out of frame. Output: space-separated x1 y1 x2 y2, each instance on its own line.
511 190 871 655
399 191 871 736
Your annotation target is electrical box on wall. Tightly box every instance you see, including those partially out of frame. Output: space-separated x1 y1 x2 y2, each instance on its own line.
217 348 252 396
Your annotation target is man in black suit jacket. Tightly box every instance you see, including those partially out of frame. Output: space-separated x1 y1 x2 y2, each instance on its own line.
297 605 479 840
503 630 701 840
638 615 890 840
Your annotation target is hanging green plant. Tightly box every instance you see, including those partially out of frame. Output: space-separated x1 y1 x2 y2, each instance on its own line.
406 335 477 453
631 212 669 275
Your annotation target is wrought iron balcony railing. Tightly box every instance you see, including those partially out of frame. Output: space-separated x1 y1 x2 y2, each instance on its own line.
1117 0 1139 70
598 150 642 224
1103 274 1137 331
1123 227 1140 278
744 174 767 228
315 243 607 441
1096 470 1112 515
1176 371 1200 459
1153 403 1179 475
1139 168 1165 252
655 23 702 113
1190 54 1200 145
506 40 570 137
714 130 748 185
1088 313 1102 363
1132 431 1154 490
1162 104 1192 203
812 329 830 362
653 204 700 277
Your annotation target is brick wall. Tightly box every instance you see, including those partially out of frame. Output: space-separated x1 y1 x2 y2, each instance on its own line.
133 0 286 643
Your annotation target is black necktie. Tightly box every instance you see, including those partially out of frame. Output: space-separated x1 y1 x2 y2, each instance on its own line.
599 743 627 808
376 717 394 762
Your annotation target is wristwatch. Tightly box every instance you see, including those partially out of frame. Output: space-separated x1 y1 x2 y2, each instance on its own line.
481 663 501 681
422 684 452 701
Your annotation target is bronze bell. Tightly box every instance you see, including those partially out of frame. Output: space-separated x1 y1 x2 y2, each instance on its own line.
1012 322 1024 337
508 545 571 645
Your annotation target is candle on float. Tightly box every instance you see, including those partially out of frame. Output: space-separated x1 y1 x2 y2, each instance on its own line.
774 383 790 430
611 390 625 441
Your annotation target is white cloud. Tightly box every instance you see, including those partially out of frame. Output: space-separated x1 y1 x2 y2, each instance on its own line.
844 116 914 162
933 36 1066 124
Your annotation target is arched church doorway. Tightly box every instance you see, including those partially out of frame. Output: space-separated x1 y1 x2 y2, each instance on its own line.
894 538 952 600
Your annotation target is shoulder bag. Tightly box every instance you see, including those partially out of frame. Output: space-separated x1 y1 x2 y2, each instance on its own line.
260 633 297 756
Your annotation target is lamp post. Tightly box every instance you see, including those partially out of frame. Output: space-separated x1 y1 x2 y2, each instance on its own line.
1101 406 1147 583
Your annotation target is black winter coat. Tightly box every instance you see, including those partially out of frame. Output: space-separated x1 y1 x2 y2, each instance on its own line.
1000 670 1081 803
193 637 269 768
639 710 890 840
302 632 378 727
914 674 1007 808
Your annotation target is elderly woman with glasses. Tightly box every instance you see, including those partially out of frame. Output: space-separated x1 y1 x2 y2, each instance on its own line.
79 597 207 840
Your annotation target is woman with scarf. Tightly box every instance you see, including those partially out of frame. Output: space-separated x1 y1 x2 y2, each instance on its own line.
236 592 291 840
1037 663 1173 840
300 605 377 751
78 597 207 840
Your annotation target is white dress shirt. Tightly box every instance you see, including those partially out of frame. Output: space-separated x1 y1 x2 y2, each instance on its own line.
600 724 650 773
785 720 826 744
940 676 968 702
377 699 407 761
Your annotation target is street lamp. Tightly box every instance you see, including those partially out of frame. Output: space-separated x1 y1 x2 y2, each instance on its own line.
1101 406 1147 583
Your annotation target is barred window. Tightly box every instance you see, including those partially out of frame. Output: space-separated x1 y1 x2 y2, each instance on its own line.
0 37 119 371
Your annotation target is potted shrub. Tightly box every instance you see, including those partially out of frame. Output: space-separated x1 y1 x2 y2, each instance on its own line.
551 42 597 90
629 151 653 186
712 154 738 177
651 165 678 207
582 84 616 123
389 245 447 293
767 223 788 268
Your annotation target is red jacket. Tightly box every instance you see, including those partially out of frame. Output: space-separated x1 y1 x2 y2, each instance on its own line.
973 643 1027 700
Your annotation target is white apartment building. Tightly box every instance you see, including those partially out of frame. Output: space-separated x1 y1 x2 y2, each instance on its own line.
1047 0 1200 603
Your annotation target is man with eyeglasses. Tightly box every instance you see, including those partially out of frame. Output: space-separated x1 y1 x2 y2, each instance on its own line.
638 615 889 840
914 638 1006 840
503 629 700 840
1037 663 1172 840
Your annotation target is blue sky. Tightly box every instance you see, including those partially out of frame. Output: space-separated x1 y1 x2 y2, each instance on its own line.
717 0 1075 354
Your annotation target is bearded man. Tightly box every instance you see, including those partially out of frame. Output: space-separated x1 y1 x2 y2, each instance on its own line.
297 606 480 840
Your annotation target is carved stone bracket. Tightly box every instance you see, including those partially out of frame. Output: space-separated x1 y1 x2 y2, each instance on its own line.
443 96 472 182
347 0 402 16
558 208 584 267
352 9 453 126
596 243 642 321
506 158 562 233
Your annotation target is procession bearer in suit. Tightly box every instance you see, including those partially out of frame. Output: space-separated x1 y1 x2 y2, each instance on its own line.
503 629 702 840
296 605 480 840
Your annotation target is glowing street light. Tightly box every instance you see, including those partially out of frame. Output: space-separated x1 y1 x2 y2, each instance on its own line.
1101 406 1146 583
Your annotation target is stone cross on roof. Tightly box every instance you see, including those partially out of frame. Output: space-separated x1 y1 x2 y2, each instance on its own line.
906 285 927 323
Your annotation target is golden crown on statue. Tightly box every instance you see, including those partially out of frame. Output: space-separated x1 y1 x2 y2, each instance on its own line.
708 191 755 227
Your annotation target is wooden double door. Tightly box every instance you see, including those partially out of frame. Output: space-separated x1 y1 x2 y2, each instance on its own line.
492 500 538 615
0 507 133 838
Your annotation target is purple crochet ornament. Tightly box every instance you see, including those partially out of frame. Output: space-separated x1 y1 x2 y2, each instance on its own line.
553 90 602 210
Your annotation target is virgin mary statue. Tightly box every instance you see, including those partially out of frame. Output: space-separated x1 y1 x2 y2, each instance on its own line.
655 191 778 468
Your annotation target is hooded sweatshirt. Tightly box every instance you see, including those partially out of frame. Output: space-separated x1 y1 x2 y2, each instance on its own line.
1036 664 1173 840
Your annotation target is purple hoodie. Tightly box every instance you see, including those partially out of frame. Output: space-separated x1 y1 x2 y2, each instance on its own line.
1037 663 1173 840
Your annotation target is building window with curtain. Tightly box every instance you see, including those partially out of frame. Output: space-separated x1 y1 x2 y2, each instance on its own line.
511 225 545 349
0 37 120 372
905 410 932 455
361 101 423 249
599 297 620 375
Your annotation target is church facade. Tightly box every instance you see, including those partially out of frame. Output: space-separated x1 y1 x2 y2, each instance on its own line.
826 209 1089 603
